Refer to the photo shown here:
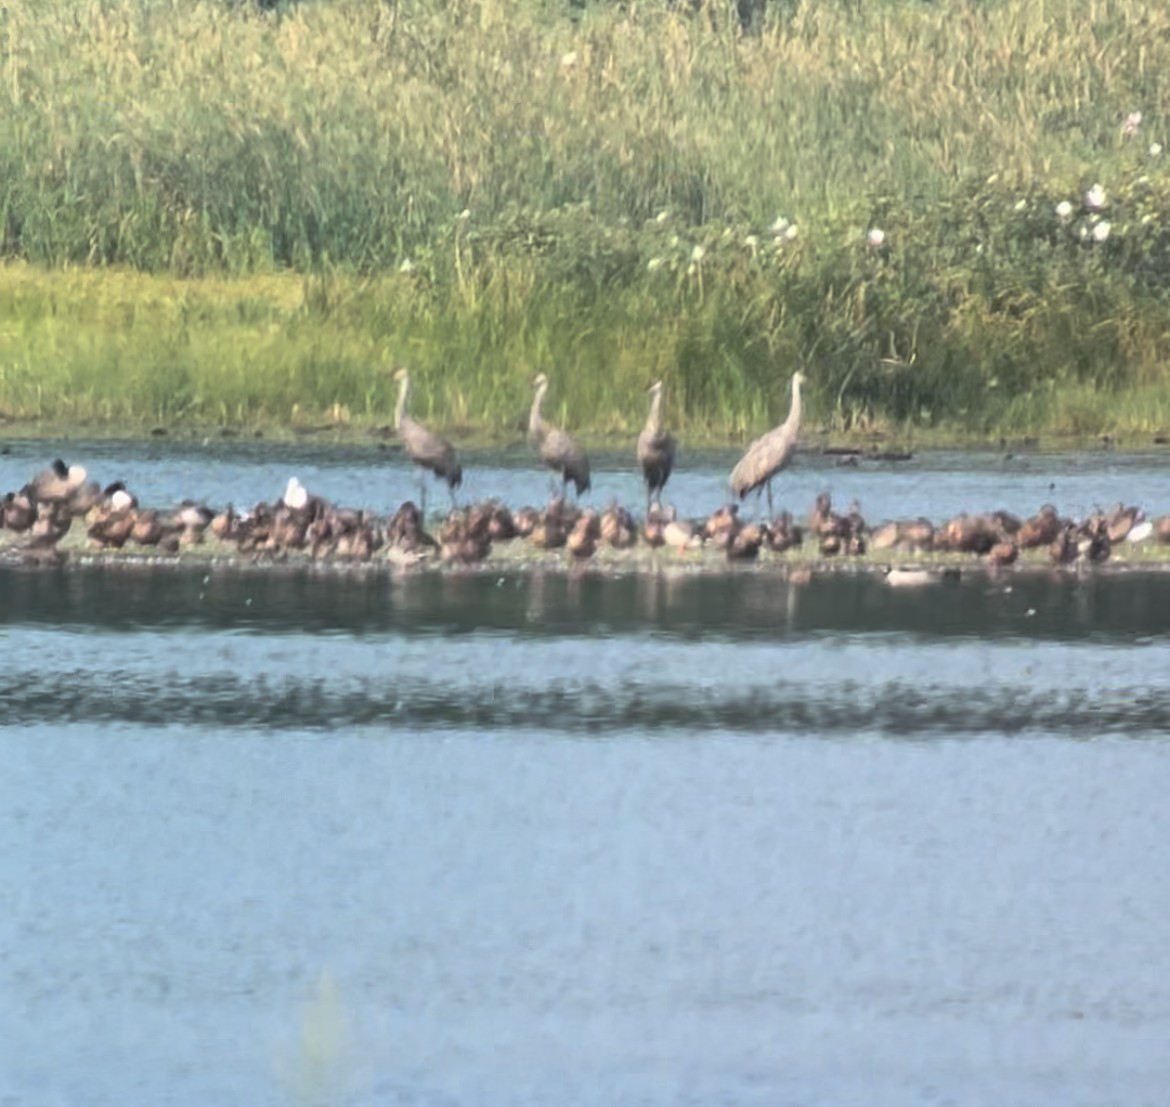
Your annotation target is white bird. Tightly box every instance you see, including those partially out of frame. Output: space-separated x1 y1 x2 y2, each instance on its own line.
883 567 936 588
282 477 310 512
1126 520 1153 544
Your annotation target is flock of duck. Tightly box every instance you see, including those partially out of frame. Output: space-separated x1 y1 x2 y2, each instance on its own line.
3 369 1170 571
2 462 1168 574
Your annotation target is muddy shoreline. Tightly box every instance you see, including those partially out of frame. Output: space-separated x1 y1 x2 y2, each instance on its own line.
5 529 1170 579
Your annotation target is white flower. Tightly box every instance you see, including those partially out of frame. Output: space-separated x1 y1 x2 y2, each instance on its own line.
398 258 415 274
743 234 759 249
770 215 790 234
1085 183 1106 210
655 209 670 223
457 209 471 221
687 263 697 277
1092 220 1111 243
866 227 886 248
690 244 705 263
1149 142 1163 158
784 223 799 241
1055 200 1074 222
560 51 578 68
1122 111 1143 137
1014 199 1028 212
647 257 664 272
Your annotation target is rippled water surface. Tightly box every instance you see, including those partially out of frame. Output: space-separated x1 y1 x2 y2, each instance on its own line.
3 441 1170 1106
3 434 1169 522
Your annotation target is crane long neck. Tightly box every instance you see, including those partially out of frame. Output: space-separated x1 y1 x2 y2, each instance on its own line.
529 382 548 437
394 375 411 430
645 388 662 434
784 375 803 433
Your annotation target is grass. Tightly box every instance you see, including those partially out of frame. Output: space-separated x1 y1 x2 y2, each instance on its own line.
2 0 1170 441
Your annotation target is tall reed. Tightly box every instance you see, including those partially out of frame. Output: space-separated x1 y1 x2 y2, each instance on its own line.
2 0 1169 437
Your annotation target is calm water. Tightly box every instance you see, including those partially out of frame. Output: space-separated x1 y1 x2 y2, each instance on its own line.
3 441 1170 1106
1 434 1167 523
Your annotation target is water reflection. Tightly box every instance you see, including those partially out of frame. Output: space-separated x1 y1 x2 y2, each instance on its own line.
3 564 1170 737
3 562 1170 642
5 659 1167 737
4 529 1170 1106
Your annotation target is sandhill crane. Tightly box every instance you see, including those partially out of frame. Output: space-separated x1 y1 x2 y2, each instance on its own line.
529 372 591 498
636 380 676 511
392 368 463 515
729 371 806 515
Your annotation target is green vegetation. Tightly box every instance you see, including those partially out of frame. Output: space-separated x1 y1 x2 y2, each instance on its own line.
2 0 1170 441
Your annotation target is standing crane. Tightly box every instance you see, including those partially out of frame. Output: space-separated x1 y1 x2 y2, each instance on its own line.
529 372 591 498
636 380 676 512
392 368 462 516
728 371 807 515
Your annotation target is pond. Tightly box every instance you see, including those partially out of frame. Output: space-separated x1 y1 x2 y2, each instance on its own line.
2 440 1169 1106
1 434 1165 524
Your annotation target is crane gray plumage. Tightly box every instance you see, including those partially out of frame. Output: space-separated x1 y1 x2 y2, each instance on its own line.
392 368 462 514
729 371 807 515
529 372 591 497
636 379 675 510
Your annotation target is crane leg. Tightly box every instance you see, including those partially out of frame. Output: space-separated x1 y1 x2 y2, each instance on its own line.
766 481 774 517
